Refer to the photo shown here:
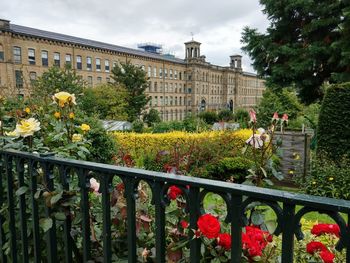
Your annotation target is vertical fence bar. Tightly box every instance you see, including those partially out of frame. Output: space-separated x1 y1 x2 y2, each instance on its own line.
5 154 17 263
154 181 166 263
281 203 295 263
29 160 41 262
125 177 137 263
58 165 73 263
41 156 57 263
78 168 91 262
189 186 200 263
101 174 112 263
346 214 350 263
16 158 29 262
230 194 242 263
0 156 7 263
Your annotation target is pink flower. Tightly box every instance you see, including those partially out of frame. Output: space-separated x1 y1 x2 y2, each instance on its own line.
282 113 288 123
249 109 257 123
272 112 279 121
90 178 100 194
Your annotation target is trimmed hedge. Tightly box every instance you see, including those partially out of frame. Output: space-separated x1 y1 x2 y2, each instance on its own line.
317 83 350 160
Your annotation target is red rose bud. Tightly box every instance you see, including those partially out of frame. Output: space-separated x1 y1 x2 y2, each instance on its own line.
217 233 231 250
306 241 328 254
167 186 183 200
180 220 189 229
249 109 257 123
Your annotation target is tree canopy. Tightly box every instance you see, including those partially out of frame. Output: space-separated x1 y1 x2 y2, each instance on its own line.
111 61 150 122
241 0 349 104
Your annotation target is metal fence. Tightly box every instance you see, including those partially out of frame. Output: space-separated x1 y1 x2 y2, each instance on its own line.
0 149 350 263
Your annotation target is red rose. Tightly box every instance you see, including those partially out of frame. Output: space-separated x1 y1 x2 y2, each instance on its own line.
320 250 335 263
168 186 182 200
217 233 231 250
180 220 189 229
306 241 328 254
311 224 340 237
197 214 221 239
248 244 262 257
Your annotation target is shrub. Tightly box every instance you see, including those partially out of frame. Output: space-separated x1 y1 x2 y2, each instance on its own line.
198 111 218 125
234 108 249 128
317 83 350 161
143 108 161 127
132 119 144 133
218 109 234 122
303 157 350 200
206 157 254 182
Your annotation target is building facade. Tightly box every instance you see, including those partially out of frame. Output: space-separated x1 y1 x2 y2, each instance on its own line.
0 19 265 121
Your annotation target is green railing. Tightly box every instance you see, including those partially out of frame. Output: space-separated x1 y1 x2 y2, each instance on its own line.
0 149 350 263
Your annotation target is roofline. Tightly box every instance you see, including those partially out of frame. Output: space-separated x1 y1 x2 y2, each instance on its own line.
6 23 185 65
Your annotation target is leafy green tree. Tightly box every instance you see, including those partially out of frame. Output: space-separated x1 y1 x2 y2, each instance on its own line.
80 84 128 120
32 65 86 105
111 61 150 122
256 88 302 127
241 0 348 104
143 108 161 127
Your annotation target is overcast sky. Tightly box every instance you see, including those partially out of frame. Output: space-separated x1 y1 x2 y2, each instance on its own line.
1 0 269 73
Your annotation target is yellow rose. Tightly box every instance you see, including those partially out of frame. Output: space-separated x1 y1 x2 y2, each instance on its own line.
80 124 91 132
69 112 75 119
5 130 19 137
24 107 31 114
72 133 83 142
52 92 76 107
54 112 61 119
15 118 41 137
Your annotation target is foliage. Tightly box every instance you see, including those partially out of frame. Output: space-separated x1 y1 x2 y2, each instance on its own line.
31 65 86 105
241 0 348 104
256 88 302 128
111 61 150 122
198 111 218 125
218 109 234 122
132 119 145 133
206 157 254 183
143 108 161 127
234 108 249 128
79 84 128 120
303 157 350 200
152 121 185 133
317 83 350 161
288 103 321 130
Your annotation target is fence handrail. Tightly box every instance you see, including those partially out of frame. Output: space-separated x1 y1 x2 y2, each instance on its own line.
2 148 350 212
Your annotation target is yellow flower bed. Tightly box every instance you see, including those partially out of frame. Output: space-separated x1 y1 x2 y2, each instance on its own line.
113 129 252 156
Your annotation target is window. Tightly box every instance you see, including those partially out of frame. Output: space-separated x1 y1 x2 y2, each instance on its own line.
148 66 151 77
159 68 162 78
87 57 92 70
154 96 158 106
29 72 37 84
164 69 168 78
160 96 163 105
41 51 48 66
105 60 110 72
96 58 101 71
174 70 177 79
15 70 23 89
179 72 182 80
149 96 152 106
153 67 157 77
65 54 72 66
76 56 82 70
87 76 93 87
154 82 157 92
97 77 102 84
170 69 173 79
54 52 60 67
28 48 35 65
13 46 21 63
0 45 4 61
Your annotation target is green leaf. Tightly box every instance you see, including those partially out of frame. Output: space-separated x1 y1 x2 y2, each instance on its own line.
54 212 66 221
50 191 63 206
34 190 42 199
16 186 29 196
251 211 264 225
39 217 53 232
